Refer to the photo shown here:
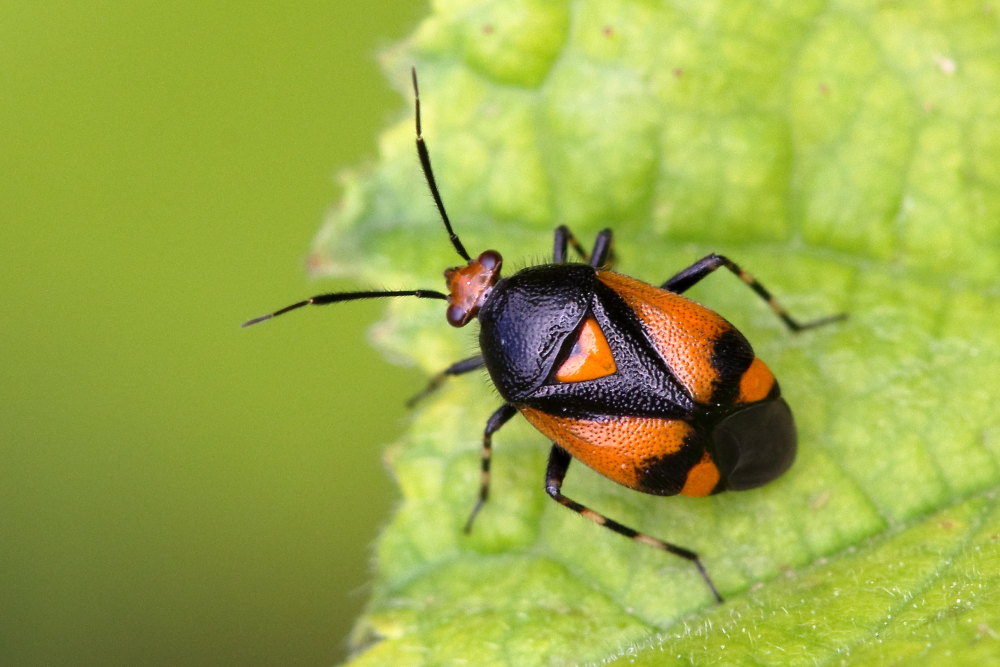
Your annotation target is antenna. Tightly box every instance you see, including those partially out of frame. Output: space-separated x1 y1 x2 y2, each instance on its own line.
411 67 471 262
241 70 470 329
241 289 447 328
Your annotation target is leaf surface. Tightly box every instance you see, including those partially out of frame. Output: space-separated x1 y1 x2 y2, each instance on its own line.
309 1 1000 663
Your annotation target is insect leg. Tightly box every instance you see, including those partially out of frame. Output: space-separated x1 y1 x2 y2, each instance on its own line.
661 254 845 332
544 444 723 603
406 355 485 407
552 225 590 263
587 228 613 268
552 226 614 268
464 403 518 533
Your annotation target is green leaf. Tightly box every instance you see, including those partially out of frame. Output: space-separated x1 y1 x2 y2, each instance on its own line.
310 1 1000 664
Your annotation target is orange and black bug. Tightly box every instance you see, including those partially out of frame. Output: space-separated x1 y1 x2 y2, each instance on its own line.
243 70 844 602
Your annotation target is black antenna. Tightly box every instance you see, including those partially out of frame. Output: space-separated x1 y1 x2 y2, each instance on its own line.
412 67 471 262
241 70 469 329
241 289 447 328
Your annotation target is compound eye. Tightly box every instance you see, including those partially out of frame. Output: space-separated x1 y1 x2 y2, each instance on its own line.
554 317 617 383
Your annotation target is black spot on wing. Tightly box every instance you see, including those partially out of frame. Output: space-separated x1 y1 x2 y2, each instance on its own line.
634 427 708 496
709 328 754 405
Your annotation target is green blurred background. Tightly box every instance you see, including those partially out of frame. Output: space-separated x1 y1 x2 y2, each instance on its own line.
1 3 428 664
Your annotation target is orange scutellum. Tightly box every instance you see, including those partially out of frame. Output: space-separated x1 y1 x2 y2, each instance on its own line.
555 317 617 382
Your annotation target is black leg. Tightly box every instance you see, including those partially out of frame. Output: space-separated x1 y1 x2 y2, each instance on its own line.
552 225 614 268
406 355 485 407
544 445 723 603
553 225 589 264
587 228 613 268
464 403 518 533
661 253 845 332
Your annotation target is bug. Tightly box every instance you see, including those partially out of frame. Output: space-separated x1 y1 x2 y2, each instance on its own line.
243 70 844 602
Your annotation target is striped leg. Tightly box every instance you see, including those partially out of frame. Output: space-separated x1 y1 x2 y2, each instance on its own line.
661 254 845 332
406 355 485 408
544 445 723 603
553 225 614 268
463 403 518 533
